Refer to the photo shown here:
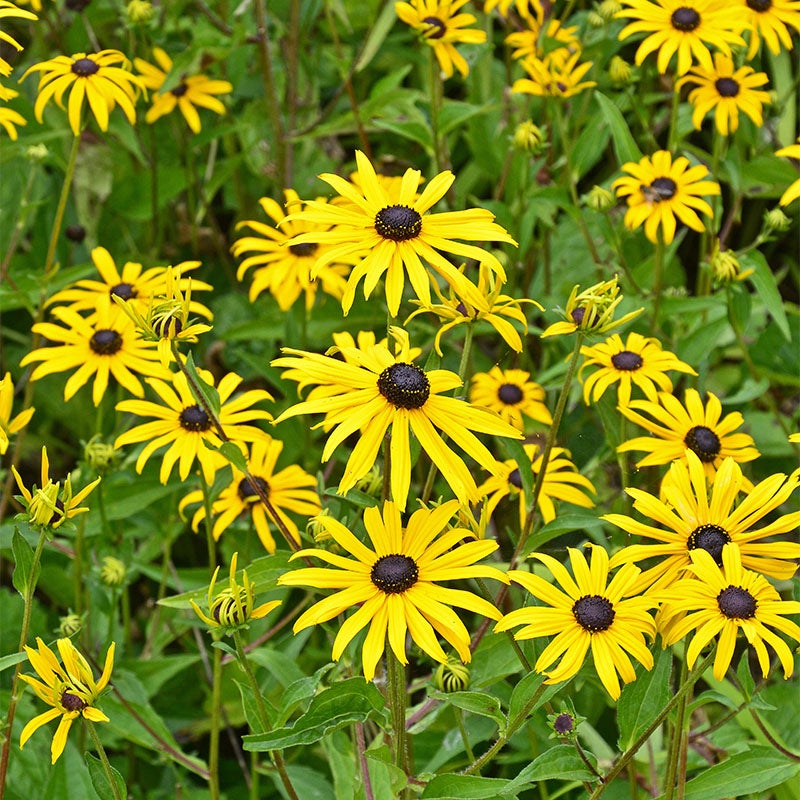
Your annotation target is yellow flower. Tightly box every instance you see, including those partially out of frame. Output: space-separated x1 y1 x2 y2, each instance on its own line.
134 47 232 134
776 137 800 207
484 0 544 20
20 637 114 763
505 18 579 61
708 239 752 283
469 366 552 431
0 371 34 454
22 50 142 135
739 0 800 59
395 0 487 78
278 500 507 681
677 52 770 135
0 1 37 77
613 150 720 244
512 49 596 99
0 83 26 138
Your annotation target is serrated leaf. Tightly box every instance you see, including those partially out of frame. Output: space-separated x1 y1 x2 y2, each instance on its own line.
594 92 642 166
12 527 38 598
617 646 672 750
507 672 544 728
85 751 126 800
420 774 518 799
742 250 791 341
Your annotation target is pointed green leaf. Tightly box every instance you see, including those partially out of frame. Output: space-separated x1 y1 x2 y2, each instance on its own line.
617 646 672 750
594 92 642 166
85 751 127 799
12 527 38 598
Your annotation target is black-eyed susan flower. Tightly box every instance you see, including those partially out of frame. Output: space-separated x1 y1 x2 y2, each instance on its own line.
0 82 26 138
505 18 579 61
0 371 34 454
477 444 596 527
0 1 36 77
190 552 281 633
607 451 800 592
708 239 752 284
21 298 170 406
578 331 696 406
394 0 487 79
776 138 800 206
512 50 596 98
618 389 760 478
134 47 232 134
19 637 114 763
406 263 538 354
470 367 552 431
12 446 100 529
613 151 720 244
740 0 800 58
22 50 142 135
278 500 507 681
677 53 770 135
285 150 517 316
179 437 321 552
115 370 273 485
659 544 800 680
231 190 351 311
616 0 744 75
541 276 643 337
484 0 544 20
496 545 657 699
273 327 522 510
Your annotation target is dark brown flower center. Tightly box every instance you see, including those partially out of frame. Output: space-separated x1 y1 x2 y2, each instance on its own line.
670 7 701 31
171 82 189 97
61 690 87 712
611 350 643 371
89 329 123 355
746 0 771 11
554 713 574 734
684 425 721 462
71 57 100 76
237 476 269 502
456 302 471 316
498 383 524 405
646 177 677 201
573 594 615 632
212 595 249 625
717 586 757 619
371 554 419 593
508 467 522 489
422 16 447 39
687 524 730 565
378 363 430 409
571 307 587 325
153 316 183 338
179 404 212 432
48 498 65 526
375 205 422 241
715 78 739 98
110 282 137 300
288 242 318 257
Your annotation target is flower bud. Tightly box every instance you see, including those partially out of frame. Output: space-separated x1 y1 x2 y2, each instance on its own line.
84 437 116 473
587 10 605 27
126 0 153 24
598 0 622 19
585 185 615 212
435 657 470 692
354 465 383 497
763 207 791 233
26 144 49 163
609 55 632 85
100 556 127 587
513 121 546 154
58 613 83 637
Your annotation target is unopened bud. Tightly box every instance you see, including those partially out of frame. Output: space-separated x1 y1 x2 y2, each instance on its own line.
763 207 791 233
513 121 546 154
58 613 83 637
609 55 632 84
100 556 127 587
84 437 116 473
587 10 605 27
598 0 622 19
585 185 615 212
26 144 49 162
434 657 470 692
126 0 153 23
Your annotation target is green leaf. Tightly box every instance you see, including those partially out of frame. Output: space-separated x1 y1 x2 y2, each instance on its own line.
216 441 249 473
355 1 399 72
0 651 28 673
438 100 495 137
508 744 596 786
372 117 433 153
183 352 221 416
433 690 504 728
594 92 642 166
617 646 672 750
243 678 387 751
420 774 518 799
506 672 546 729
84 752 127 800
12 528 38 598
501 438 533 512
742 250 791 341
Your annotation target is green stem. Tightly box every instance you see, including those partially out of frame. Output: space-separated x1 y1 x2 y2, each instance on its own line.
428 48 446 174
455 707 475 764
86 721 125 800
663 655 688 800
386 648 411 788
200 478 217 578
209 643 222 800
43 134 81 278
649 237 665 337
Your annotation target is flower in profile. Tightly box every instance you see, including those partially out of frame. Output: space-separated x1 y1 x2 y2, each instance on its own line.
21 298 171 406
231 190 351 311
100 556 127 587
134 47 233 134
278 500 507 681
708 240 752 283
0 83 26 139
613 151 720 244
470 367 552 431
12 446 100 529
740 0 800 58
20 637 114 763
513 120 546 154
406 263 539 354
190 552 281 633
394 0 487 79
658 544 800 680
273 327 522 510
496 545 657 699
285 150 517 316
22 50 142 135
179 437 321 552
115 370 273 484
776 137 800 207
0 1 37 77
618 389 760 478
512 50 596 99
606 451 800 592
579 332 696 406
677 53 770 135
0 371 34 454
541 276 643 338
616 0 744 75
478 444 596 527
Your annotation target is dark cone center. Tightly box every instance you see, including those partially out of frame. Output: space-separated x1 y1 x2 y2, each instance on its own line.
289 242 318 257
48 498 65 526
498 383 524 405
684 425 721 462
746 0 771 10
715 78 740 97
508 467 522 489
573 594 615 632
687 524 730 565
237 476 269 502
375 205 422 241
212 596 248 625
571 306 587 325
611 350 643 371
647 177 678 201
378 363 430 409
89 329 123 355
171 82 189 97
179 404 212 432
153 316 183 338
422 16 447 39
61 690 87 712
371 554 419 594
71 57 100 76
554 713 574 734
671 7 701 31
110 282 137 300
717 585 757 619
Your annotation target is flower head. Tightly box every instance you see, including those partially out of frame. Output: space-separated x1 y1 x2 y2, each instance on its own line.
496 545 657 699
278 500 507 680
0 371 34 454
740 0 800 59
513 49 596 99
613 151 720 244
708 240 752 284
0 83 26 138
470 366 552 431
22 50 143 135
20 637 114 763
0 1 37 76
